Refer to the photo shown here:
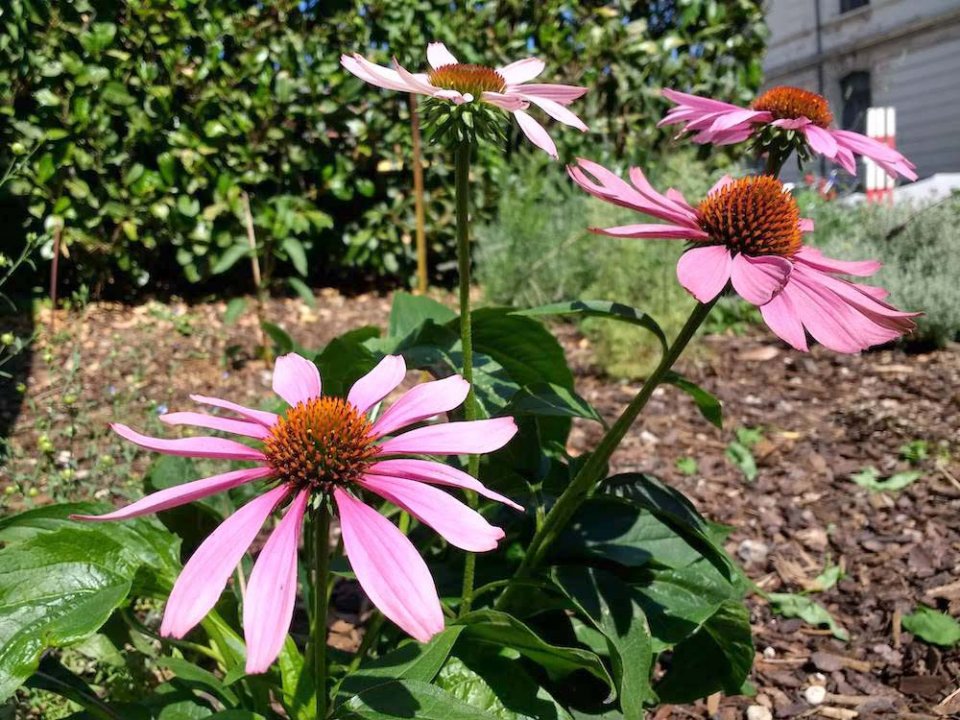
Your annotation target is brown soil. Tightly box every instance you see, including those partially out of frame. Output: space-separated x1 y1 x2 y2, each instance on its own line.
2 289 959 719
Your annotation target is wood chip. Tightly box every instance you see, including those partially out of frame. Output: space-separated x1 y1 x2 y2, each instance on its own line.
818 708 858 719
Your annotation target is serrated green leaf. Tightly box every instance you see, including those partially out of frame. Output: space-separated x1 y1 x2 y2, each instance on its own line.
902 606 960 647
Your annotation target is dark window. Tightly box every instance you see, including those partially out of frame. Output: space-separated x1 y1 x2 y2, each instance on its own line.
840 0 869 12
840 71 871 133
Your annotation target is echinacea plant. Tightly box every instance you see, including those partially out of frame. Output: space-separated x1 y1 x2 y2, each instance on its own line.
2 43 921 720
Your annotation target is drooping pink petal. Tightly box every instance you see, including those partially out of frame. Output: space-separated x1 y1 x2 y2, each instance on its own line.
590 223 708 240
426 42 458 69
676 245 733 303
371 374 469 438
377 417 518 456
340 54 417 93
368 458 523 511
730 253 793 306
516 83 587 104
803 125 839 157
498 57 545 85
273 353 321 407
481 92 528 111
360 475 505 552
708 175 735 196
770 117 813 131
392 60 439 96
661 88 746 113
111 423 266 462
794 246 881 277
513 109 558 158
832 130 917 181
759 288 809 351
799 218 814 233
786 279 870 353
243 489 309 674
159 412 270 440
190 395 278 427
334 488 444 643
347 355 407 415
72 466 273 522
160 484 289 639
709 108 767 133
522 95 587 131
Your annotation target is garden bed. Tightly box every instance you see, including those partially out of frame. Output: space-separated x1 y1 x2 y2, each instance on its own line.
2 289 958 718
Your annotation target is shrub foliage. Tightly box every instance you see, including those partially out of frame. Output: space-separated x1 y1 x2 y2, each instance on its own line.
1 0 766 291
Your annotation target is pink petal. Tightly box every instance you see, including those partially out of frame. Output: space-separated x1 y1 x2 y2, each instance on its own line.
392 60 439 96
377 417 518 456
730 253 793 306
803 125 839 158
498 57 545 85
273 353 321 407
481 91 528 111
426 42 457 69
794 246 880 277
708 175 734 195
661 88 744 113
709 108 766 133
368 458 523 511
676 245 733 303
347 355 407 415
340 54 415 92
522 95 587 131
628 167 699 223
160 412 270 440
590 223 708 240
360 475 505 552
759 289 809 351
334 488 444 643
72 466 273 522
371 374 469 437
160 484 289 638
243 489 308 674
514 109 557 158
799 218 814 233
111 423 266 462
189 395 278 427
832 130 917 180
516 83 587 104
770 117 812 131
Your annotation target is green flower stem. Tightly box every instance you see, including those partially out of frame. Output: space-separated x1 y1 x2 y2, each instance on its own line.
496 299 716 611
454 141 482 617
312 507 331 719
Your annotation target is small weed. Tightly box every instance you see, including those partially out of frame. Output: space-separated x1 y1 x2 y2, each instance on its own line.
675 456 698 476
899 440 929 465
850 466 922 493
726 426 762 482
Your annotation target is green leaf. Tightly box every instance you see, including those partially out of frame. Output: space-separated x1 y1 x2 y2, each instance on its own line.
315 326 381 398
502 383 602 423
655 600 754 703
261 321 298 355
436 650 572 720
512 301 667 353
155 657 239 705
281 237 309 276
767 593 849 641
388 291 456 339
901 606 960 647
725 441 757 482
278 636 315 719
603 473 736 579
334 678 500 720
223 297 248 325
101 81 136 106
557 496 704 570
555 567 654 717
850 467 922 493
288 277 316 307
211 244 250 275
663 372 722 429
26 655 121 720
455 610 613 691
339 627 463 699
0 519 172 701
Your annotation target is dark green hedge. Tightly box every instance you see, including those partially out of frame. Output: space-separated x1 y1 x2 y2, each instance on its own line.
0 0 765 293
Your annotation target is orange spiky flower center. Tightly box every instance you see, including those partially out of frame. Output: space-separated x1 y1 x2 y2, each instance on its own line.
264 397 378 489
696 176 802 257
752 86 834 128
427 63 506 97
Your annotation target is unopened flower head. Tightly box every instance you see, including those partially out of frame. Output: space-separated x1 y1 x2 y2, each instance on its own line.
568 158 919 353
660 86 917 181
341 42 588 157
74 354 520 673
